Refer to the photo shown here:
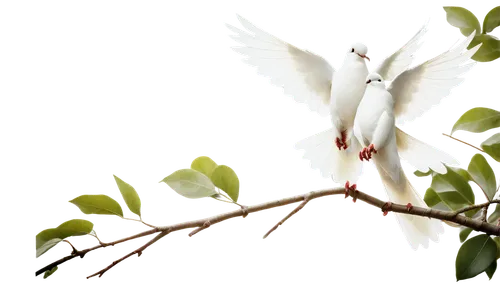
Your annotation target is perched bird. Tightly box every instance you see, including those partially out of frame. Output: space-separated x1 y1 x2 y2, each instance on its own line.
227 15 427 183
353 33 481 249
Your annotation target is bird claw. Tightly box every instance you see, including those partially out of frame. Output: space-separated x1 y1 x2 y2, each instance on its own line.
335 138 343 150
359 144 377 161
381 202 392 220
344 181 358 202
335 131 349 150
406 203 413 211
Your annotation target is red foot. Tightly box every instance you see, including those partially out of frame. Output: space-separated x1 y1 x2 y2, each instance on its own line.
381 202 392 220
335 138 343 150
406 203 413 211
341 130 348 150
335 130 349 150
344 181 358 202
359 144 378 161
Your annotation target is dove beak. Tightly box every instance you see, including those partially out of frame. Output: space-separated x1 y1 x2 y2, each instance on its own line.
357 53 370 61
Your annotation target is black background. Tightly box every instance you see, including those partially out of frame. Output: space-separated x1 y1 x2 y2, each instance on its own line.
26 1 499 285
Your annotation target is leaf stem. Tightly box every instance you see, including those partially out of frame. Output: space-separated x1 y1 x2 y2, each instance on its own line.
442 133 484 152
120 216 157 228
64 238 77 253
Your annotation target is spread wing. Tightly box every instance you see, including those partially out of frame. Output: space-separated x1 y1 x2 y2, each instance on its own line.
388 31 481 124
396 127 458 174
227 15 334 116
375 22 428 81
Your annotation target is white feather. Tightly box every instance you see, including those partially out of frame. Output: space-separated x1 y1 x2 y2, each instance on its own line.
388 31 482 124
375 21 428 81
227 15 334 116
295 128 363 183
396 128 458 174
355 77 444 249
374 161 444 250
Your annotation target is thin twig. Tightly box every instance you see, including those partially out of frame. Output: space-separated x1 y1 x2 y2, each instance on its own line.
62 240 78 254
123 217 157 229
263 192 312 239
442 133 484 152
87 230 170 279
37 188 500 278
453 199 500 215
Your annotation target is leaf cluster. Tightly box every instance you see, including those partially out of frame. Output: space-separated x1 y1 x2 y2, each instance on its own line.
159 154 242 205
415 106 500 281
444 6 500 62
36 175 143 277
36 157 241 278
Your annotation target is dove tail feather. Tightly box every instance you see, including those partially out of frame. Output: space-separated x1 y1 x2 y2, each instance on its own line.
374 164 444 250
295 128 362 183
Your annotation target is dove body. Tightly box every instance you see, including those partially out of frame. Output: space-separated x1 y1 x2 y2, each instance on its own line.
355 73 444 249
355 80 395 148
330 53 368 142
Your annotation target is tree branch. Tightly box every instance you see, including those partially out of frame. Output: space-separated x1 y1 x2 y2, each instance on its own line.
36 187 500 278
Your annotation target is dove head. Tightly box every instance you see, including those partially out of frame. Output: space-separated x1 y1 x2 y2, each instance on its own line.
365 73 385 88
348 43 370 61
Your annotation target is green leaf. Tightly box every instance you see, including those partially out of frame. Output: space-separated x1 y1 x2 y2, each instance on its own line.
210 165 240 202
494 237 500 259
424 188 442 207
454 168 471 182
431 167 475 211
459 227 474 243
36 219 93 258
57 219 94 233
483 6 500 34
456 234 498 281
161 169 217 199
69 195 124 217
191 156 218 178
443 7 481 36
414 170 432 177
468 154 497 201
468 34 500 62
452 108 500 134
486 261 497 280
33 238 64 259
488 204 500 225
481 133 500 162
40 266 61 282
114 175 141 217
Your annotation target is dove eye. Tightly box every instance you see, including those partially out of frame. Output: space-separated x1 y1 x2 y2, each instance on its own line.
378 79 382 82
366 79 372 84
351 48 354 53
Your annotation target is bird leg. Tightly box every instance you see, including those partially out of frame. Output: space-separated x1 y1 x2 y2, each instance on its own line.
406 203 413 211
359 144 377 161
381 202 392 216
335 130 348 150
341 130 348 150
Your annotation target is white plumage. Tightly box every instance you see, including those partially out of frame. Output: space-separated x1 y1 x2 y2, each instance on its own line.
354 29 481 249
224 14 460 184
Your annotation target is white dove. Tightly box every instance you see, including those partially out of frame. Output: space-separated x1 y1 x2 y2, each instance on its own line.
227 15 427 183
353 34 481 249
